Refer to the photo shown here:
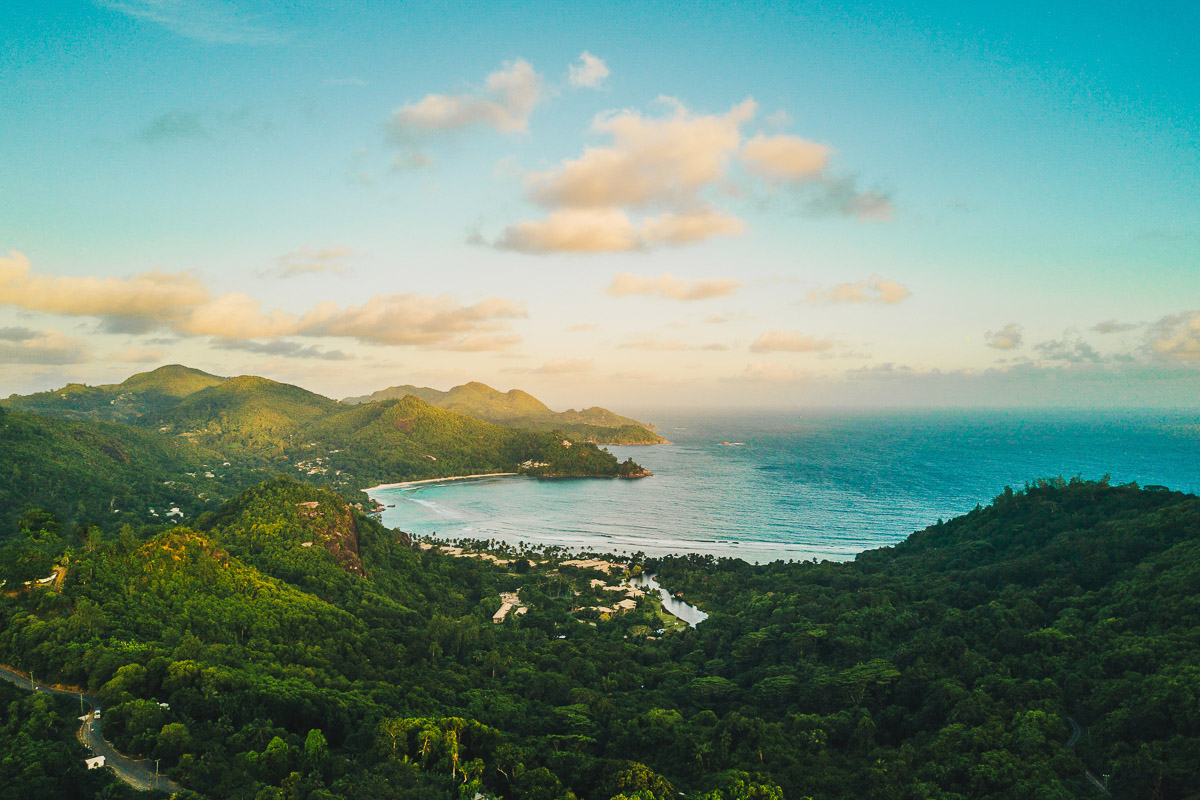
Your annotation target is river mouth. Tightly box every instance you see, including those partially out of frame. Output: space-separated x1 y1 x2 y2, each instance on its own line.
627 573 708 627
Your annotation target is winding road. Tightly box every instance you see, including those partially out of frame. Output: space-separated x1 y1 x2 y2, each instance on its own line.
0 664 181 794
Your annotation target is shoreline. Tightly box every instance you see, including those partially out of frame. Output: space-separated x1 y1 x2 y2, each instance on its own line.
365 472 520 492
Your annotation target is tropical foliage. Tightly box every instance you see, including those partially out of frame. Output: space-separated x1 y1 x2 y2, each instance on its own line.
0 371 646 539
1 478 1197 799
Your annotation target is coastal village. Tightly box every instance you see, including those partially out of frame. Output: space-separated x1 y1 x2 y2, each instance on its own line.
416 543 692 632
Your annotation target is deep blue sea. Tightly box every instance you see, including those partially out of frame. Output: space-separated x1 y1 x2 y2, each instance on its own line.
370 409 1200 563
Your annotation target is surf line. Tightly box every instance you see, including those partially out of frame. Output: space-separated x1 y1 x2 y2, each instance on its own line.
366 473 520 492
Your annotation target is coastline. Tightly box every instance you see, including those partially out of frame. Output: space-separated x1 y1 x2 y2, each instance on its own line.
365 472 520 492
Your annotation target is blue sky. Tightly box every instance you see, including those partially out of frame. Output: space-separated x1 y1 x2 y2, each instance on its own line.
1 0 1197 407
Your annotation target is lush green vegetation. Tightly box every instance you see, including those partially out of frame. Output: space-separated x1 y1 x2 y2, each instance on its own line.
301 395 639 487
0 370 645 540
341 381 667 445
0 407 245 538
0 680 132 800
3 365 227 424
1 477 1197 799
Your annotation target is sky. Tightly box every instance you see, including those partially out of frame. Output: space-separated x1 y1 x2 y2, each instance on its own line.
1 0 1198 409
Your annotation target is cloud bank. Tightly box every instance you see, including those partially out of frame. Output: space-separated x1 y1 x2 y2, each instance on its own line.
0 251 524 352
0 326 89 364
488 94 894 253
494 98 755 253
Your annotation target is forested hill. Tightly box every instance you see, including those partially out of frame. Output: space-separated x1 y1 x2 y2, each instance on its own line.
0 371 647 539
2 365 667 445
2 364 227 422
341 380 667 445
649 478 1200 799
1 477 1197 799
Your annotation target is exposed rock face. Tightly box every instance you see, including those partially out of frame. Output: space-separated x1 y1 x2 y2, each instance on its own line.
295 500 365 576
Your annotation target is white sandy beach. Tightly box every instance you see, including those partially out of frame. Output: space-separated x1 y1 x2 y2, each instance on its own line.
365 472 520 492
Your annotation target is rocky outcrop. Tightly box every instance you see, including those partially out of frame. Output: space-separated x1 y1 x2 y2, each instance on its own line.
295 500 365 576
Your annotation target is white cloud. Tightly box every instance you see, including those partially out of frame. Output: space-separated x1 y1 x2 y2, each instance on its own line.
749 331 834 353
211 339 350 360
494 207 744 254
0 251 207 322
298 295 526 348
568 52 610 89
178 292 298 339
0 251 525 351
525 98 756 209
492 93 892 252
806 275 911 305
740 135 895 221
640 209 746 245
1148 310 1200 361
388 59 543 135
985 322 1024 350
496 208 641 253
741 133 831 180
0 327 89 364
491 99 757 254
607 272 743 301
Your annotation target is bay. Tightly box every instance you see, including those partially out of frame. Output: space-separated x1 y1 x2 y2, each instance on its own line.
370 408 1200 563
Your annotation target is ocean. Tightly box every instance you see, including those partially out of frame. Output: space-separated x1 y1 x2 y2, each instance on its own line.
370 409 1200 563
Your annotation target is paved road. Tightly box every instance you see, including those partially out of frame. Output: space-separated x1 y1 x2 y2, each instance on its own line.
0 664 182 794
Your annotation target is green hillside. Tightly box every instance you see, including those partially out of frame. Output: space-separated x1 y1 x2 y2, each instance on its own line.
156 375 341 453
1 478 1197 799
301 394 643 487
0 406 239 537
343 380 667 444
4 367 667 445
0 372 647 539
2 364 227 423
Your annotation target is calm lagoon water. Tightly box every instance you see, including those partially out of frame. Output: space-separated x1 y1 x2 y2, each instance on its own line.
371 409 1200 563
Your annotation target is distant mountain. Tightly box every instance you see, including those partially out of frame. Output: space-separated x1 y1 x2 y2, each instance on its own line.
0 370 648 537
342 381 667 445
304 394 647 487
2 364 227 423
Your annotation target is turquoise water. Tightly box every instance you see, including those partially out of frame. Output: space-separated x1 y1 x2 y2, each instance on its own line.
371 409 1200 563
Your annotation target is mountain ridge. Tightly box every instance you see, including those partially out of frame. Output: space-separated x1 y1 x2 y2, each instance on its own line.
342 380 667 444
0 369 648 537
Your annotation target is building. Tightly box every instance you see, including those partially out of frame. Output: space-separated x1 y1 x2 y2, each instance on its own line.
85 756 106 770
